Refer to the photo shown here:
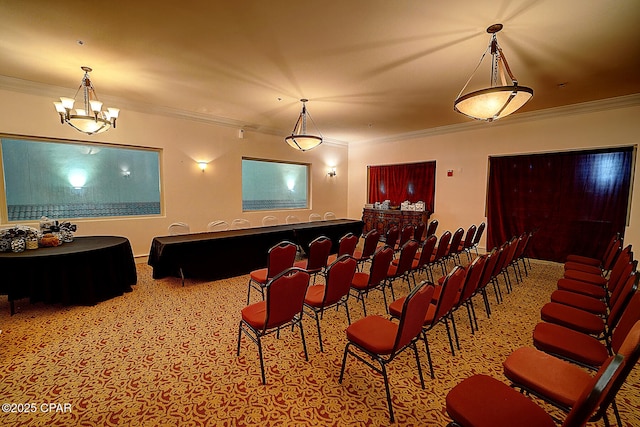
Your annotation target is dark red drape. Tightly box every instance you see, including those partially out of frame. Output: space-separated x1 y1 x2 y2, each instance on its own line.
487 146 635 262
368 161 436 212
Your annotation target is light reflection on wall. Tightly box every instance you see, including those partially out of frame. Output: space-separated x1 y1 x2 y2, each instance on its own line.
68 168 87 189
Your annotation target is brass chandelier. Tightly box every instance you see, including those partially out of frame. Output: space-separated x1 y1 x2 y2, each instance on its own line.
285 99 323 151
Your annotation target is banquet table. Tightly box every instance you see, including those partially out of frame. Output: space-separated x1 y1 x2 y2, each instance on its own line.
148 219 364 281
0 236 137 315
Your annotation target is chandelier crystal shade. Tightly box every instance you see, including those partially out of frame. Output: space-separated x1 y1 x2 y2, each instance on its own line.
285 99 323 151
454 24 533 122
53 66 119 135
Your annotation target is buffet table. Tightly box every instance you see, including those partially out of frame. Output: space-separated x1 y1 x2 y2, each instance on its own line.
148 219 364 281
0 236 137 315
361 208 429 238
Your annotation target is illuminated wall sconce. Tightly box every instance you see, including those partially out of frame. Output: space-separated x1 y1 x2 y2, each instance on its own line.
328 167 337 177
197 161 208 172
122 170 131 178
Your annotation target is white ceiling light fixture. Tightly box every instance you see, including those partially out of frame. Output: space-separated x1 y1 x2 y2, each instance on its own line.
53 66 120 135
454 24 533 122
284 99 323 151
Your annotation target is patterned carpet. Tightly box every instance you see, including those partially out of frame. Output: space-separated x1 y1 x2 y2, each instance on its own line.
0 256 638 426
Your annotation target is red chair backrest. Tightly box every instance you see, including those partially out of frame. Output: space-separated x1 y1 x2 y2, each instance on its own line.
305 236 333 271
611 291 640 354
337 233 358 257
561 353 624 427
393 282 436 352
264 268 310 330
266 241 298 279
360 229 381 259
386 226 400 247
606 271 639 331
367 246 395 288
462 224 477 250
448 228 465 255
394 240 420 276
472 222 485 247
398 225 415 248
459 254 487 303
433 231 452 261
433 265 466 323
414 222 426 243
416 235 438 268
478 247 499 289
426 219 439 237
323 255 358 306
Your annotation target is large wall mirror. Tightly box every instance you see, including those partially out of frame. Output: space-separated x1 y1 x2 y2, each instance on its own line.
0 134 162 222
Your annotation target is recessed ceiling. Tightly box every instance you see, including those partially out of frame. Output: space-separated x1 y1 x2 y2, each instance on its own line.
1 0 639 143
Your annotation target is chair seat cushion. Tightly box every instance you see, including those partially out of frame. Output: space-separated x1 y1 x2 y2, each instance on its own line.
503 347 591 408
563 270 607 287
564 261 603 275
351 272 372 290
304 285 326 307
566 254 601 266
250 268 268 284
346 315 397 355
387 264 398 277
445 374 555 427
294 259 308 269
549 290 607 315
556 278 607 299
389 296 437 323
533 322 608 368
241 301 267 329
540 302 605 335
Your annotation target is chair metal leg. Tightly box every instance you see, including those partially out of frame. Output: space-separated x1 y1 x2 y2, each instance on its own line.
338 343 351 383
380 362 395 422
412 342 425 389
443 318 456 356
297 316 309 361
313 311 324 352
236 322 243 356
422 331 435 379
257 336 266 384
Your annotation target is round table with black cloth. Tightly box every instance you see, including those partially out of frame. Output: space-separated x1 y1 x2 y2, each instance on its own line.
0 236 137 315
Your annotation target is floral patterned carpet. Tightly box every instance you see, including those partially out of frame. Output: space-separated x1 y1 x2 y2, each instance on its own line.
0 257 638 426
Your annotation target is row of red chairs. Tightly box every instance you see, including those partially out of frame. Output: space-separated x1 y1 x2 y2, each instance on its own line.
444 233 640 427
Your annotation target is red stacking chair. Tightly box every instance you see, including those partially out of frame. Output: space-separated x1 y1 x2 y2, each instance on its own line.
395 223 414 252
414 221 426 245
503 320 640 427
470 221 485 256
353 229 380 269
454 254 487 334
458 224 476 263
411 234 438 284
425 219 438 238
246 240 297 304
339 281 435 422
389 266 466 378
304 255 358 352
431 230 452 276
384 225 400 251
551 258 635 316
564 232 621 274
326 232 358 266
237 268 310 384
386 239 420 298
472 247 500 317
294 235 332 283
533 291 640 371
445 227 465 265
349 245 394 316
540 270 639 342
562 241 624 287
555 245 632 301
446 353 625 427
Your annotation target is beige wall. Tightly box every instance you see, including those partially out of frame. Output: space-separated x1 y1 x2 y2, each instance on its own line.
0 88 350 259
347 100 640 254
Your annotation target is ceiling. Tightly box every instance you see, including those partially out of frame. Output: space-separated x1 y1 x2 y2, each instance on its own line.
1 0 639 143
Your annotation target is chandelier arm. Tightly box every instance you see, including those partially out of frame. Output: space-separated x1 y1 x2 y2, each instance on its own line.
495 45 518 85
304 110 323 138
455 44 491 100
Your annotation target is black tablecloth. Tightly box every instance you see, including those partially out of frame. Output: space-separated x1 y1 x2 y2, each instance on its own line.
148 219 364 281
0 236 137 314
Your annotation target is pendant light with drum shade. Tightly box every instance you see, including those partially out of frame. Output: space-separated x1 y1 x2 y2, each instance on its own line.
285 99 323 151
454 24 533 122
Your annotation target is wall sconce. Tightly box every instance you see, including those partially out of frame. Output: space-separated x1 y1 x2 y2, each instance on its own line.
328 167 337 177
197 161 208 172
122 170 131 178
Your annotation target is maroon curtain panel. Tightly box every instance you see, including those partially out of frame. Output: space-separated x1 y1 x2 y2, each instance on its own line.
487 146 634 262
368 161 436 212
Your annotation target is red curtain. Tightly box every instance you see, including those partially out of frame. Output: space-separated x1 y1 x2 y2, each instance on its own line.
368 161 436 212
487 147 635 262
